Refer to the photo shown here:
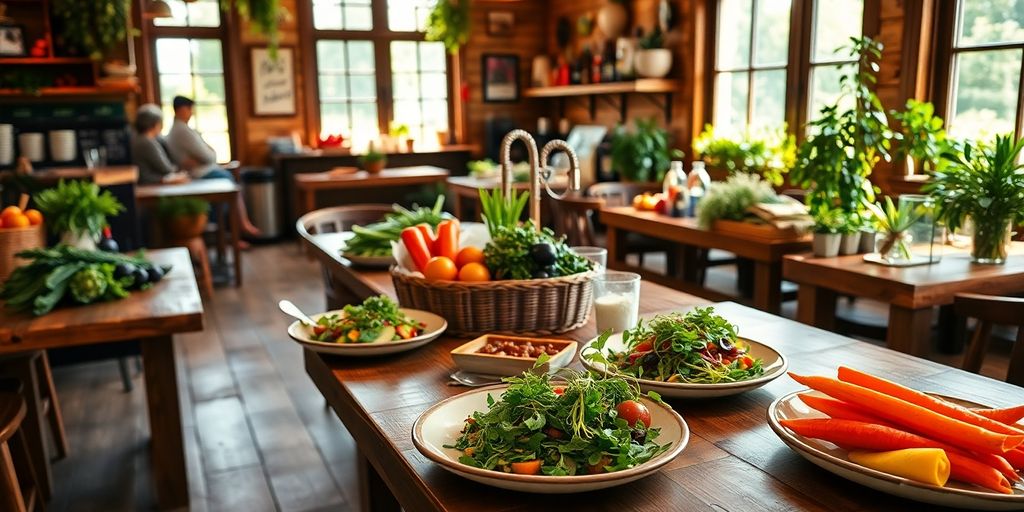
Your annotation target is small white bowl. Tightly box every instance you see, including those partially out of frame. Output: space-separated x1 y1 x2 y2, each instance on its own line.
450 334 577 377
287 307 446 356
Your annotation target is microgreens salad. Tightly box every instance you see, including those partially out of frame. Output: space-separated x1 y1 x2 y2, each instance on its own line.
587 308 764 384
310 295 424 343
445 362 671 476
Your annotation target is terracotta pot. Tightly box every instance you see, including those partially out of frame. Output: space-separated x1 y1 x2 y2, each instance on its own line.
405 139 415 152
635 49 672 78
365 160 386 174
163 213 209 240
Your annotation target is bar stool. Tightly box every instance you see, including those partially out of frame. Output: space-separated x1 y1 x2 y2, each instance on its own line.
0 379 42 511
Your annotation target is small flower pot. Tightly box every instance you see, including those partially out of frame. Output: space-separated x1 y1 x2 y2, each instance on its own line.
859 231 877 254
364 161 386 174
839 232 861 255
634 49 672 78
812 233 841 257
405 139 415 152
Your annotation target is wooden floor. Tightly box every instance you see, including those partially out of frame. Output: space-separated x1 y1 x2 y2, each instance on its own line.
45 244 1015 511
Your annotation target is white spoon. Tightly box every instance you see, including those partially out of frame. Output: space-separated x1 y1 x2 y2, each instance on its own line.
278 300 317 326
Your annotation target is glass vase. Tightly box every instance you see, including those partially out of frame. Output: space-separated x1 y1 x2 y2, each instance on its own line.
971 218 1012 264
898 194 943 263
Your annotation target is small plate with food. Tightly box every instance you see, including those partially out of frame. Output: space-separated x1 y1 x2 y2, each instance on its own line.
286 295 446 356
771 367 1024 510
581 307 787 398
450 334 577 377
340 248 396 269
412 367 688 493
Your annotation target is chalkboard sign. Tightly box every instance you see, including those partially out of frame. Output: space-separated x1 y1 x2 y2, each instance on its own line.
251 47 296 116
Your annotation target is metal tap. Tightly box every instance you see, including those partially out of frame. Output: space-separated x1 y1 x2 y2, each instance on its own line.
539 139 582 200
499 129 541 227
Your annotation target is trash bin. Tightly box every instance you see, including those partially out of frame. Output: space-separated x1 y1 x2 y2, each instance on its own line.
241 167 281 239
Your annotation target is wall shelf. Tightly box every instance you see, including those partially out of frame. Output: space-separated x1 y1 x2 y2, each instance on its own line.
0 57 93 65
0 84 139 99
523 79 677 123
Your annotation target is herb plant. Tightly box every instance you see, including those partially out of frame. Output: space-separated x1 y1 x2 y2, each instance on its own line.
220 0 283 51
156 197 209 219
359 149 387 165
35 180 124 239
695 173 780 229
865 197 921 260
52 0 129 60
891 99 949 174
610 118 680 182
484 223 591 280
639 26 664 49
812 208 845 235
692 124 796 186
425 0 470 54
478 188 529 237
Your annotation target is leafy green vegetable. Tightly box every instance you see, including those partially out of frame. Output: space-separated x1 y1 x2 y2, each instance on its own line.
342 196 450 258
69 266 108 303
695 173 781 229
35 180 124 238
587 308 764 384
425 0 470 54
478 188 529 237
444 367 670 476
313 295 420 343
484 223 591 280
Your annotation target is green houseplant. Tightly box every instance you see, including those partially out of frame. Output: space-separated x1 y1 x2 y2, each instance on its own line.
791 37 893 226
926 134 1024 264
695 173 779 229
425 0 470 54
635 26 671 78
35 180 124 249
891 99 949 176
610 118 680 183
692 124 796 186
52 0 130 60
221 0 284 50
865 197 921 263
811 208 845 257
360 149 387 174
157 197 210 241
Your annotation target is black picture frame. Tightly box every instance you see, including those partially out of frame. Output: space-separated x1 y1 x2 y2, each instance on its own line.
482 54 519 103
0 25 26 57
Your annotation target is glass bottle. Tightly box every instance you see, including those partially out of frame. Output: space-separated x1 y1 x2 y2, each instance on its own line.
687 161 711 217
662 160 686 216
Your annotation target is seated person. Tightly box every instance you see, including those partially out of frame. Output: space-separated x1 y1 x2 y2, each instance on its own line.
131 104 189 185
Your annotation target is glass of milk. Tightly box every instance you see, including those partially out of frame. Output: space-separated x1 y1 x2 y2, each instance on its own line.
572 246 608 270
593 271 641 333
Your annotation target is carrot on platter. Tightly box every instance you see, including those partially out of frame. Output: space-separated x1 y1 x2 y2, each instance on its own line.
797 394 893 426
973 406 1024 426
779 418 1014 493
1003 447 1024 470
789 373 1024 455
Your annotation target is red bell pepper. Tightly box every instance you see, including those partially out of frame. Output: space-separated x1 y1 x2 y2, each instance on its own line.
401 227 432 271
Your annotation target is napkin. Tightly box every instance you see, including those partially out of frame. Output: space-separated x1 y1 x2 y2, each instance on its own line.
849 448 951 487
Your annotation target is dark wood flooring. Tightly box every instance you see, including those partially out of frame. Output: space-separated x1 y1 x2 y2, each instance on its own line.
45 245 1015 511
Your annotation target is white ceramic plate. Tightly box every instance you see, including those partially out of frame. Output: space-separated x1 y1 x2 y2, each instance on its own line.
769 390 1024 510
580 333 787 398
287 308 446 356
341 252 396 269
412 383 689 493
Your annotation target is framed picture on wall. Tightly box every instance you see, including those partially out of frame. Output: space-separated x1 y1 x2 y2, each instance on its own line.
482 54 519 103
487 11 515 36
250 47 296 116
0 25 26 56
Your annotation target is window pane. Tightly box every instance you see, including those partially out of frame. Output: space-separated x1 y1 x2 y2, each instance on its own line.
194 104 229 132
957 0 1024 47
351 103 378 132
808 62 856 120
191 40 223 73
811 0 863 62
753 0 791 66
347 41 375 72
349 75 376 100
388 0 432 32
155 39 191 73
392 73 419 99
390 41 449 142
420 73 448 99
714 71 750 134
318 74 348 100
154 0 220 27
391 41 418 72
154 37 231 162
313 0 373 30
202 132 231 165
193 75 225 103
313 0 343 29
345 6 373 30
751 69 787 128
948 49 1022 140
159 74 193 103
320 103 350 135
317 41 347 72
419 43 447 72
717 0 753 69
316 40 377 137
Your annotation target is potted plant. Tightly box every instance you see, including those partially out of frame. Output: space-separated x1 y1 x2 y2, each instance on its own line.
891 99 948 177
812 208 844 257
390 122 414 152
425 0 470 54
221 0 285 52
692 124 796 186
34 180 124 249
157 197 210 241
360 149 387 174
838 213 862 255
610 117 680 182
635 26 671 78
52 0 129 60
865 197 921 264
926 134 1024 264
695 173 779 229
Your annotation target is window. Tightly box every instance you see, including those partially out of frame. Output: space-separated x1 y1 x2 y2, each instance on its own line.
149 0 232 162
709 0 865 134
310 0 450 145
937 0 1024 141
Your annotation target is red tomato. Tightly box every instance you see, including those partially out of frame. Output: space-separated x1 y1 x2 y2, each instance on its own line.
616 400 651 428
552 387 564 396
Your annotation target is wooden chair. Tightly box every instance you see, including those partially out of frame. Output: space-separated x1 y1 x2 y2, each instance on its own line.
955 293 1024 386
0 379 41 512
548 194 605 246
585 182 667 265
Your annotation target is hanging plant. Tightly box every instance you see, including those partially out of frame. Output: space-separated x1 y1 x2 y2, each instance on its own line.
221 0 283 51
51 0 130 60
425 0 470 54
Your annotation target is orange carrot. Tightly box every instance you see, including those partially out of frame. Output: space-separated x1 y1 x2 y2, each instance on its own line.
510 459 542 475
973 406 1024 425
789 373 1024 455
837 367 1024 437
1003 448 1024 470
780 419 1013 493
797 394 894 426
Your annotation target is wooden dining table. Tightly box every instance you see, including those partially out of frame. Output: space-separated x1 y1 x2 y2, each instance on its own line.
784 243 1024 356
0 248 203 510
294 165 450 218
301 231 1024 512
600 206 811 314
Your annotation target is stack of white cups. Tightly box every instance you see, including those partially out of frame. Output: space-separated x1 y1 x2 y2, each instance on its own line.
48 129 77 162
18 132 44 163
0 124 12 166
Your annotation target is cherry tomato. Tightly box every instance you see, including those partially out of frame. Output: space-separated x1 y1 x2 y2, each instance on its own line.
740 355 755 370
616 400 651 428
545 427 564 439
552 387 564 396
423 256 458 281
457 262 490 282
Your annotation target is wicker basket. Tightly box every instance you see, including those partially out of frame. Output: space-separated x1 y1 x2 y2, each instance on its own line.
0 224 45 283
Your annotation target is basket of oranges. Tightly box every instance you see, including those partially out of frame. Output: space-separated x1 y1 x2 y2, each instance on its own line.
0 196 46 283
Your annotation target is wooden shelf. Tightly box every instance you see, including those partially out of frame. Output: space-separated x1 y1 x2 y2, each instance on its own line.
0 84 139 98
523 79 677 98
0 57 93 65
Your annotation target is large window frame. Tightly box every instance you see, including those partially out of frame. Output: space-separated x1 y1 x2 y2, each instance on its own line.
703 0 875 137
298 0 455 142
932 0 1024 141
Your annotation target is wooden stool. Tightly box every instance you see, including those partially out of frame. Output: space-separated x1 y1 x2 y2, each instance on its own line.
0 381 42 512
170 236 215 298
955 293 1024 385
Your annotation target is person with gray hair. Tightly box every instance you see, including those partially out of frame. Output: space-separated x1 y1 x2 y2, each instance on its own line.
131 104 189 185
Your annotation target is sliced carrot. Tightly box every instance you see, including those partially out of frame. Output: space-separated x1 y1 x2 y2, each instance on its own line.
789 373 1024 455
837 367 1024 437
797 394 893 426
1003 448 1024 470
780 419 1014 493
510 459 542 475
973 406 1024 426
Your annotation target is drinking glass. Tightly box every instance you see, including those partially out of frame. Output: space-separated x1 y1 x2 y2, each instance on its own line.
84 147 107 169
593 271 641 334
572 246 607 270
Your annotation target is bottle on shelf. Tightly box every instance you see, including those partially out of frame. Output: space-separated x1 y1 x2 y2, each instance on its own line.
687 160 712 217
662 160 688 217
602 41 618 82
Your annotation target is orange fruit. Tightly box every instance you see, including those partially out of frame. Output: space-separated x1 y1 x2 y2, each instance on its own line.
455 246 486 268
24 209 43 226
423 256 458 281
0 206 21 225
457 262 490 282
4 214 30 229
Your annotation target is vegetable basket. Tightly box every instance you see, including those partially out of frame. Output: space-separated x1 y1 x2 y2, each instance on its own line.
0 223 45 283
391 130 595 336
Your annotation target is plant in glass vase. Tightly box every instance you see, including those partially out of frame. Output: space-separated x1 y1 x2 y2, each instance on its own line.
865 197 921 263
926 134 1024 264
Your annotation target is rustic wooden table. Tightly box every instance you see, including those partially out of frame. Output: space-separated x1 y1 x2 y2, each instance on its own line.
784 244 1024 356
599 206 811 314
136 178 244 287
0 248 204 510
302 232 1024 512
446 175 567 220
294 165 450 218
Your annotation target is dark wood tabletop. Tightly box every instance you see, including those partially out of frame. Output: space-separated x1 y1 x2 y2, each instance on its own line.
783 244 1024 355
0 248 203 510
599 206 811 314
293 165 450 217
302 232 1024 512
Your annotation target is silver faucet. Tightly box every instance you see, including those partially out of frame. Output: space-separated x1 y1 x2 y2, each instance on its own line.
499 130 583 231
539 139 581 200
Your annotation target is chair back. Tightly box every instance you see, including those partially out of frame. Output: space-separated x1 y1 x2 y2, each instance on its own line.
954 293 1024 386
296 204 394 241
586 182 660 207
549 194 605 246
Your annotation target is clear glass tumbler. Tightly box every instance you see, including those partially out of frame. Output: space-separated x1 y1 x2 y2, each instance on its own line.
593 271 641 334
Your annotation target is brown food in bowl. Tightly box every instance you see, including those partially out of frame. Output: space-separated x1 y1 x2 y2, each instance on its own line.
477 338 562 358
